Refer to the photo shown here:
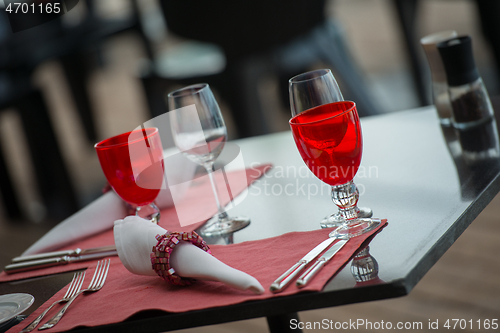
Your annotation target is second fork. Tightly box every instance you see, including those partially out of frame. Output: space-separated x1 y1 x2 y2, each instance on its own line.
38 259 111 330
19 271 85 333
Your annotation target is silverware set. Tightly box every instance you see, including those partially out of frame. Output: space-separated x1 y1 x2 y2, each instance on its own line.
20 259 110 332
296 239 348 287
13 228 357 330
4 246 117 274
270 229 349 293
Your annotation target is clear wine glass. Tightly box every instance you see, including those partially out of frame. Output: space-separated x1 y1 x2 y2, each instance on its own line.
95 127 165 223
168 83 250 237
289 70 380 238
289 69 373 229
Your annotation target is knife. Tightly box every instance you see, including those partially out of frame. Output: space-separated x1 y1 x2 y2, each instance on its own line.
296 239 348 288
11 245 117 263
270 237 336 293
4 250 117 274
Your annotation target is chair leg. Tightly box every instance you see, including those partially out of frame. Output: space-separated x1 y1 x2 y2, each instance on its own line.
266 312 303 333
475 0 500 90
17 89 79 219
312 20 384 117
130 0 156 62
220 58 271 138
140 71 171 119
0 143 22 219
391 0 430 106
60 52 98 143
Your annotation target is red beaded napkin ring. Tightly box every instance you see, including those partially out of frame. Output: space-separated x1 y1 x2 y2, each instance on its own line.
151 231 211 286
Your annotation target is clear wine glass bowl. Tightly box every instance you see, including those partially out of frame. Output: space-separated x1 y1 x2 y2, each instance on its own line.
168 83 250 237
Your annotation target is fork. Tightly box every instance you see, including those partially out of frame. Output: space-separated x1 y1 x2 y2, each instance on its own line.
39 259 111 330
19 271 86 333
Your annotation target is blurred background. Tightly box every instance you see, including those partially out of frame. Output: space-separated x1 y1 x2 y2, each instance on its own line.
0 0 498 331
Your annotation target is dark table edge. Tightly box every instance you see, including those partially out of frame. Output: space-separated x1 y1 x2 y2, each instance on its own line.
401 167 500 294
68 283 408 333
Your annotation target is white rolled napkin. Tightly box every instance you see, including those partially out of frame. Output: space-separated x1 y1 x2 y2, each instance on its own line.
23 191 126 255
22 148 196 256
113 216 264 294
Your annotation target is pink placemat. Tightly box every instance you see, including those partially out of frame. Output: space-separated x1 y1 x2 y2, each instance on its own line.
7 221 387 333
0 165 272 282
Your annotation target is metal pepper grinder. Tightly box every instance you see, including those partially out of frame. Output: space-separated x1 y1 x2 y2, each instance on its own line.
437 35 494 130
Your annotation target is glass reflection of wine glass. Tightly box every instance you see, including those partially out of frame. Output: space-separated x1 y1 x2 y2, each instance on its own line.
168 83 250 237
289 69 373 230
351 246 383 286
95 127 165 223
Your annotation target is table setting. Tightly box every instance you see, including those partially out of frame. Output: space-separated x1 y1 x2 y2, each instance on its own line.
0 70 387 332
1 69 403 332
2 224 386 332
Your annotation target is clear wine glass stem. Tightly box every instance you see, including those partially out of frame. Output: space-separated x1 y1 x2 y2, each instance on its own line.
205 164 229 221
331 181 360 220
330 180 381 239
135 202 161 224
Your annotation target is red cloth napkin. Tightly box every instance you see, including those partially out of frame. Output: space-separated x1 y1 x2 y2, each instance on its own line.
0 164 272 283
6 220 386 333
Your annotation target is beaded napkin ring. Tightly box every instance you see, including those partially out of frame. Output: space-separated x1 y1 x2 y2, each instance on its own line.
151 231 211 286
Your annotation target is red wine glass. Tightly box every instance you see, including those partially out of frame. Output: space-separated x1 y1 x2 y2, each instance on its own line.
95 127 164 223
289 69 373 228
289 70 379 237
